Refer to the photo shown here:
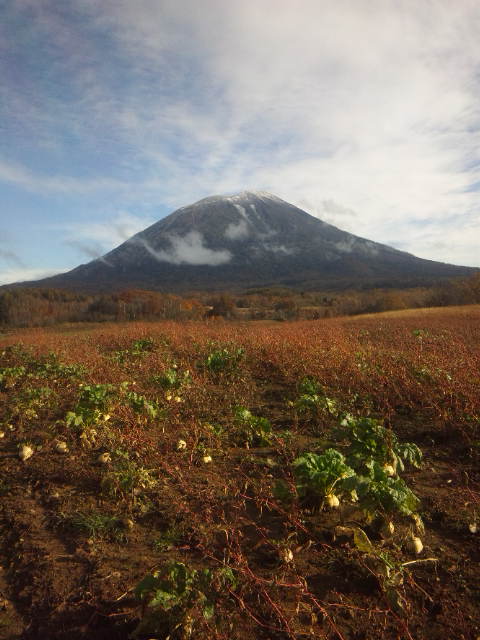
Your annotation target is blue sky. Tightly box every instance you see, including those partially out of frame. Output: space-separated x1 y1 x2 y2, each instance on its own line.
1 0 479 284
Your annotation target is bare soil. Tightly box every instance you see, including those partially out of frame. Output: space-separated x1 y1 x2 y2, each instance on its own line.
0 309 479 639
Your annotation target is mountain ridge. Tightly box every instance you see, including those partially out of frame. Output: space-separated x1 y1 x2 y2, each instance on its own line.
10 191 477 292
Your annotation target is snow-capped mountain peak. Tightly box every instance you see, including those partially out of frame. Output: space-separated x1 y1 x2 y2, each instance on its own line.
25 191 475 292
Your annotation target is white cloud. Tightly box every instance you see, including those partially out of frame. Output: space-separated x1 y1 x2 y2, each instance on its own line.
225 205 251 240
90 0 479 265
60 212 155 255
1 1 480 268
136 231 231 266
0 160 123 195
262 243 295 256
297 198 358 227
225 219 249 240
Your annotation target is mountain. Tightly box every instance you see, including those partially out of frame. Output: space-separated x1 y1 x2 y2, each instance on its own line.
22 191 476 292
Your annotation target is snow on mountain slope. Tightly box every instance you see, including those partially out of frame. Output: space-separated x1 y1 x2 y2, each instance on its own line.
18 191 476 292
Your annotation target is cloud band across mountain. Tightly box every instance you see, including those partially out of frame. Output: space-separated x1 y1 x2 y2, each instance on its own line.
134 231 232 266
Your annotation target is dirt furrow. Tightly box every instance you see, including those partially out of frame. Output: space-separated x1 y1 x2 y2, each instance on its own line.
0 492 94 639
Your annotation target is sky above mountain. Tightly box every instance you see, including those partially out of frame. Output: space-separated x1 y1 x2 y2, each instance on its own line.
1 0 479 285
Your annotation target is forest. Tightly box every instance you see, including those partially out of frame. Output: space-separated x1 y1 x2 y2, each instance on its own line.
0 272 479 328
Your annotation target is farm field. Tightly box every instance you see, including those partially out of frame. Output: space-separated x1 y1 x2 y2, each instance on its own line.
0 306 479 640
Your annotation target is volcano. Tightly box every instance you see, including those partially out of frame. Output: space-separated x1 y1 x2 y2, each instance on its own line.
25 191 475 292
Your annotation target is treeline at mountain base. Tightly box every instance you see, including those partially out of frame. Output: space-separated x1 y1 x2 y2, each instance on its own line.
0 273 479 328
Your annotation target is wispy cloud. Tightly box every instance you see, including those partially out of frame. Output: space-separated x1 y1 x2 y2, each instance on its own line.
0 267 66 286
297 198 358 227
60 212 155 255
225 219 249 240
0 160 123 195
0 246 25 268
135 231 232 266
0 233 64 285
0 0 479 269
65 239 108 262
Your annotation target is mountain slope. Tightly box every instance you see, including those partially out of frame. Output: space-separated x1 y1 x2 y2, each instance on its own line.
24 191 476 292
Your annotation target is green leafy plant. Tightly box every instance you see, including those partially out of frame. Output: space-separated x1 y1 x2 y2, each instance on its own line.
66 383 116 429
126 390 162 420
101 450 157 498
133 561 236 639
233 406 273 447
10 385 55 420
344 460 420 519
152 366 191 390
33 352 87 379
111 336 156 363
293 449 355 504
292 422 422 521
294 377 339 417
276 429 294 445
337 414 422 473
131 336 156 353
66 511 125 542
203 421 224 438
202 344 244 374
0 366 26 390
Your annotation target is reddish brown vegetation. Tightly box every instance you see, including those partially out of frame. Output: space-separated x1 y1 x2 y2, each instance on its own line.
0 306 479 639
1 271 480 327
